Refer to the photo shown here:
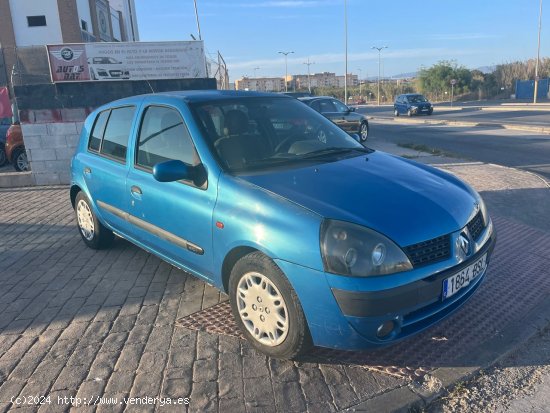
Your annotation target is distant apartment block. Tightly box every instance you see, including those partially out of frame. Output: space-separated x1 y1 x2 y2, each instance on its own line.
292 72 359 89
235 76 285 92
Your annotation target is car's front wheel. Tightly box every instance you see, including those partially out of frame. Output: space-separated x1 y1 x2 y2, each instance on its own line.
394 109 400 117
359 122 369 142
12 148 29 171
229 252 312 359
407 109 413 117
74 192 114 249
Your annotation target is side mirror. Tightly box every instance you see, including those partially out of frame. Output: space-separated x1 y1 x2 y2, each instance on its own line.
348 107 356 112
350 133 361 142
153 160 194 183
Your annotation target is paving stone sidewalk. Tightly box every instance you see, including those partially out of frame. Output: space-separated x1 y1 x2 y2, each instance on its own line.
0 147 549 413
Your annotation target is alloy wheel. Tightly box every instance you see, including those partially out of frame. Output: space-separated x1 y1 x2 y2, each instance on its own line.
236 271 289 346
76 199 95 241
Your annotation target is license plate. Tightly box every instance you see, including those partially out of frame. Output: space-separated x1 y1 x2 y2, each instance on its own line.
443 254 487 300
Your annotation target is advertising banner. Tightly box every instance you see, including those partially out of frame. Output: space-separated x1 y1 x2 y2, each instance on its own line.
47 41 206 83
0 87 13 118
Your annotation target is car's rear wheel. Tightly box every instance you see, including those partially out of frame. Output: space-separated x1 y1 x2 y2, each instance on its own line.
12 148 29 171
75 192 114 249
394 109 399 117
359 122 369 142
229 251 312 359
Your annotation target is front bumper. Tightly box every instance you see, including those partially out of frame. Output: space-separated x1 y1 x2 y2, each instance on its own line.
276 220 496 350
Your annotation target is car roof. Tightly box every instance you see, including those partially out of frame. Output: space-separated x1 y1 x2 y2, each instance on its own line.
297 96 335 102
105 90 290 107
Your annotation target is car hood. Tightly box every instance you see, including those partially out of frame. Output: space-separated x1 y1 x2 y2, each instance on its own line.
239 151 477 247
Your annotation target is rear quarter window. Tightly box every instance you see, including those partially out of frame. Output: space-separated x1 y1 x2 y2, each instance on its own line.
88 110 110 152
99 106 136 162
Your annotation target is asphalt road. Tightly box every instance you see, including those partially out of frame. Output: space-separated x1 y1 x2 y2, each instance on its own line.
358 106 550 127
367 121 550 182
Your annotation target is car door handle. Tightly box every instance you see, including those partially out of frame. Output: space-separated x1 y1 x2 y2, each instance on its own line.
83 167 91 174
130 185 142 195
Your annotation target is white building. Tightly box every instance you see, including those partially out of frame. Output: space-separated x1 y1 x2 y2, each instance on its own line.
235 76 285 92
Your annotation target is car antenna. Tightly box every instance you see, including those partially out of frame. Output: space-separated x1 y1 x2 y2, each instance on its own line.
133 63 156 94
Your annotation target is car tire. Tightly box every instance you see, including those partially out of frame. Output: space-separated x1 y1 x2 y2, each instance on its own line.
12 147 29 172
0 146 7 167
428 108 433 115
394 109 399 117
229 251 312 359
359 122 369 142
407 109 413 117
74 191 114 249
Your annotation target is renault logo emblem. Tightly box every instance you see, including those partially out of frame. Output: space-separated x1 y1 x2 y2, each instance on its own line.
458 234 470 255
455 230 471 262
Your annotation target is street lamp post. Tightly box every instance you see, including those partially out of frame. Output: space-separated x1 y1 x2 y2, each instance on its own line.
357 68 362 98
278 51 294 92
303 58 315 93
534 0 543 104
372 46 388 106
344 0 348 103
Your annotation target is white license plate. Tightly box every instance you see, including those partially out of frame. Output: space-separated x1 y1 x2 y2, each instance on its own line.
443 254 487 299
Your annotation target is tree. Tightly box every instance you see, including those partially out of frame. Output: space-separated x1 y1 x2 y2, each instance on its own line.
417 60 472 101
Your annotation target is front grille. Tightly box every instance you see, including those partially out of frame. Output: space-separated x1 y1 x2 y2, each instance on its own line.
467 210 485 241
404 234 451 268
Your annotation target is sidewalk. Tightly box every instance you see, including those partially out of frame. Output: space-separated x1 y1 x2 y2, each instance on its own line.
0 143 549 412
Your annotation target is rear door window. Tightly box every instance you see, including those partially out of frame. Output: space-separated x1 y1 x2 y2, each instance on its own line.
100 106 135 162
88 110 110 152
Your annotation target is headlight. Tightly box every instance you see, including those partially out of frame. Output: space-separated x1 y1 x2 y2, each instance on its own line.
321 220 413 277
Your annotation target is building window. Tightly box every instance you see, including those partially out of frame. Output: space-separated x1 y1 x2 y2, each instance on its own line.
27 15 47 27
81 20 88 32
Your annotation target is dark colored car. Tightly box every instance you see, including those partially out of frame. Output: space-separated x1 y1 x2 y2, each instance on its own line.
394 94 433 117
0 117 11 166
5 123 29 171
299 96 369 142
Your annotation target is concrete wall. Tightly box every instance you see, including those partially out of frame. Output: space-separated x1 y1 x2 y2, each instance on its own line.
14 78 216 185
9 0 64 46
21 116 84 185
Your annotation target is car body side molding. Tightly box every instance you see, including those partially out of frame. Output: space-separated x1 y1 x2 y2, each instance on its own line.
97 200 205 255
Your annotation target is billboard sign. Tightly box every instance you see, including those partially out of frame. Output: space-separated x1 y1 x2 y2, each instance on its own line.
47 41 206 83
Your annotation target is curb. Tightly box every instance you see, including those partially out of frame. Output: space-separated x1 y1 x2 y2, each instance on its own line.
368 116 550 135
345 294 550 412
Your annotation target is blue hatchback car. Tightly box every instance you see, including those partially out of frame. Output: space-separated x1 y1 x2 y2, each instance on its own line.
71 90 495 359
394 93 433 117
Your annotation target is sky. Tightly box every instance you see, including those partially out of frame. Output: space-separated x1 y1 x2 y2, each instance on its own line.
134 0 548 82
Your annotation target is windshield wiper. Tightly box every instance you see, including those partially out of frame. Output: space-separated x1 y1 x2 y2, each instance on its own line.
299 146 369 159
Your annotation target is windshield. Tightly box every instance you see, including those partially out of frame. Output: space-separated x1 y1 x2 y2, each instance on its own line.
190 97 367 173
408 95 428 103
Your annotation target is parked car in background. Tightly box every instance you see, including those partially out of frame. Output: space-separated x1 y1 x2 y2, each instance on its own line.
5 123 29 171
394 94 433 116
0 117 11 166
299 96 369 142
71 90 495 359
